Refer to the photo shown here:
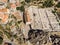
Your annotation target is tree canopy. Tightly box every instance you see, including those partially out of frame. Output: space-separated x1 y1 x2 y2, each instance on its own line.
43 0 54 7
56 2 60 8
0 37 3 44
16 5 25 12
25 0 31 3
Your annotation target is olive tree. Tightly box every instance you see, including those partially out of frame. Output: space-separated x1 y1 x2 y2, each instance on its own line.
43 0 54 7
56 2 60 8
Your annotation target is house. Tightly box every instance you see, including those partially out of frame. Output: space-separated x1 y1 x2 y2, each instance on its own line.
1 14 8 24
0 8 9 13
0 8 9 24
24 9 31 25
12 11 22 19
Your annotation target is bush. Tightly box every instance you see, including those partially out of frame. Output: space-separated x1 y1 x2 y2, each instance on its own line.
21 1 26 5
0 37 3 44
0 32 3 36
4 31 11 39
25 0 31 3
43 0 54 7
59 22 60 25
16 6 25 12
17 20 22 24
56 12 60 19
0 25 3 30
56 2 60 8
13 35 17 39
6 24 10 30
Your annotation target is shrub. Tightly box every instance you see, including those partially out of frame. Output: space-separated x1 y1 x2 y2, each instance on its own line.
0 37 3 44
56 2 60 8
43 0 54 7
25 0 31 3
16 6 25 12
4 31 11 39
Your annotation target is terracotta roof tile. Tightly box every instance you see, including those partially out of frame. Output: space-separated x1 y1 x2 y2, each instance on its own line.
1 14 8 23
13 11 21 19
0 8 8 12
25 10 31 22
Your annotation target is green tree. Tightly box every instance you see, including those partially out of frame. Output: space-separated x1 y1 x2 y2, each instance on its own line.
56 2 60 8
16 5 25 12
43 0 54 7
4 31 12 38
0 25 3 30
0 37 3 44
21 1 26 5
0 32 3 36
25 0 31 3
